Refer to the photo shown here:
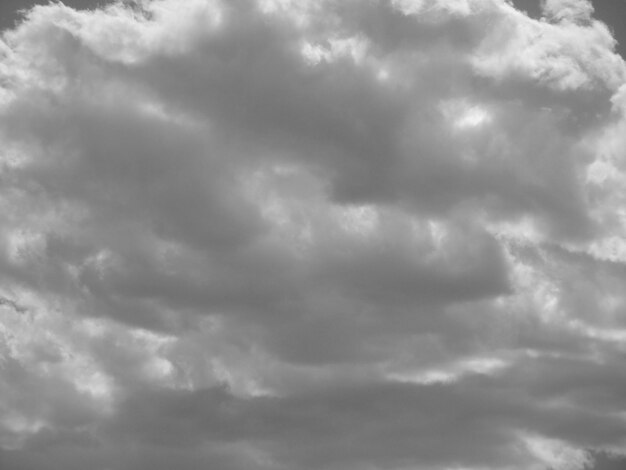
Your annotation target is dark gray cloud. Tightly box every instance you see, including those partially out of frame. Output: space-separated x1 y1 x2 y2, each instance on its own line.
1 1 626 469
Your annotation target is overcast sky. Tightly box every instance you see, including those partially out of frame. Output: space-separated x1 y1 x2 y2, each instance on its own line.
1 1 626 469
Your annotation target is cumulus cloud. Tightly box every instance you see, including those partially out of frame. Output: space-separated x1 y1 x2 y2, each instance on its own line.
1 0 626 469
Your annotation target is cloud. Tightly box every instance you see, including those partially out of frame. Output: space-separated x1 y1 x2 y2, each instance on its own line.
1 0 626 469
542 0 594 24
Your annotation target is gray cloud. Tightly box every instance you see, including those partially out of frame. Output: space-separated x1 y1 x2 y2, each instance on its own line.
1 0 626 469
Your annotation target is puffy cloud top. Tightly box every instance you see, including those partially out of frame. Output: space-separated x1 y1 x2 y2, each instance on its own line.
543 0 594 24
1 1 626 469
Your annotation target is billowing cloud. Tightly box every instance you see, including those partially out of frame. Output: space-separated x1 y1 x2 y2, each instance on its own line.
1 0 626 469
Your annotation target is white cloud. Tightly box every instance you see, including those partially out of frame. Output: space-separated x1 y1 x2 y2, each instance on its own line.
1 0 626 469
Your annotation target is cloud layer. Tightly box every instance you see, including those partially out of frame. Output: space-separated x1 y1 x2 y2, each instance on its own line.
1 0 626 469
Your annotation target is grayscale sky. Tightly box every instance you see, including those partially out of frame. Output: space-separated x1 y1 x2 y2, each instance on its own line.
2 1 626 470
0 0 110 30
512 0 626 57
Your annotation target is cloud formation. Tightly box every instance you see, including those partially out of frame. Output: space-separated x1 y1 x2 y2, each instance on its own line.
1 0 626 469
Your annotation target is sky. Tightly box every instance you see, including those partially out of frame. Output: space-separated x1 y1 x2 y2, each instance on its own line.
2 1 626 470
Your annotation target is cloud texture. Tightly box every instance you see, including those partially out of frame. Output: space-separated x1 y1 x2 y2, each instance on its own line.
1 0 626 468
